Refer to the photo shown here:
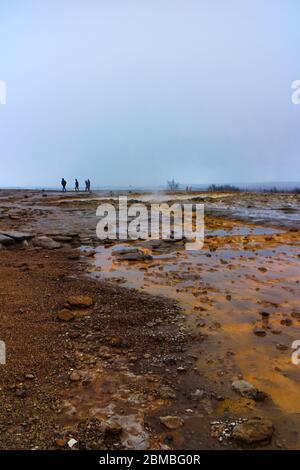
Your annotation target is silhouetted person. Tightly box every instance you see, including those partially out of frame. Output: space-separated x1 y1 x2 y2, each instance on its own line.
75 179 79 191
87 179 91 192
84 179 88 192
61 178 67 192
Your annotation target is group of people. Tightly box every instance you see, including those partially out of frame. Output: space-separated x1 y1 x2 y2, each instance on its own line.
61 178 91 192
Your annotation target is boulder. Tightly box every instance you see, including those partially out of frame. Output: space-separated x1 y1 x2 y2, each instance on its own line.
232 417 274 444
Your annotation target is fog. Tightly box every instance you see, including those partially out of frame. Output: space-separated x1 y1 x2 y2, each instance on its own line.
0 0 300 188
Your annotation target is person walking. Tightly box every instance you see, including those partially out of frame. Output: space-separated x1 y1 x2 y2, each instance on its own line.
87 179 91 192
75 179 79 191
61 178 67 192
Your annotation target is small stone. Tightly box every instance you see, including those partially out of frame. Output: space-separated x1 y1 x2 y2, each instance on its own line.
260 311 270 318
69 371 81 382
57 309 75 322
109 337 123 347
253 328 266 337
160 416 184 430
276 343 288 351
191 389 205 400
67 295 94 308
15 389 27 398
67 438 78 448
56 438 67 447
25 374 35 380
231 380 266 401
67 253 80 260
159 386 176 399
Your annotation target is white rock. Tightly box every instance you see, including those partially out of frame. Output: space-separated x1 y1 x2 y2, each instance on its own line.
67 438 78 448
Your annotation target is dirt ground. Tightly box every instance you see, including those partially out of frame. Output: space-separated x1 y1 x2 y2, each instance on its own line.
0 189 299 450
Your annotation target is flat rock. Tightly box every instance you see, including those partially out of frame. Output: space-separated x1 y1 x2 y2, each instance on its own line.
113 247 139 255
160 416 184 430
232 417 274 444
67 295 94 308
52 235 73 242
0 231 33 241
116 251 153 262
33 236 61 249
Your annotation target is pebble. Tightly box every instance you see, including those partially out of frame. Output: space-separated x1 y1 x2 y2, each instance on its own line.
25 374 35 380
67 438 78 448
67 295 94 308
276 343 288 351
69 371 81 382
253 328 266 337
57 309 75 322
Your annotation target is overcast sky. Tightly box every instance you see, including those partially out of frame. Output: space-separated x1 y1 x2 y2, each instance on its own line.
0 0 300 188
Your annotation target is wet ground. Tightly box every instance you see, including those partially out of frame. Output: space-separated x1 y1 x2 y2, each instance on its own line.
0 188 299 449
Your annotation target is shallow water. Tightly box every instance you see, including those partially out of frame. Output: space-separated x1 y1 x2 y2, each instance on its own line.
85 221 300 448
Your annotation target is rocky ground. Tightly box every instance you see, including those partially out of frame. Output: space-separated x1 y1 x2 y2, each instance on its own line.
0 189 299 450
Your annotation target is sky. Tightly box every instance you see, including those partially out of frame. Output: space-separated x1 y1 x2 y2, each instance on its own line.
0 0 300 188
